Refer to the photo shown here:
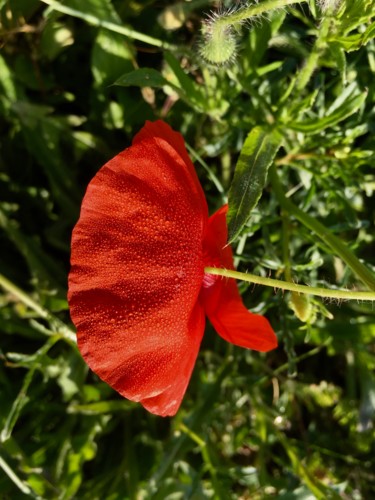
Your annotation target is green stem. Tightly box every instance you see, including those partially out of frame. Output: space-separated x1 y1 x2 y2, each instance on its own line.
179 423 223 498
185 142 224 195
281 211 293 282
40 0 175 50
269 164 375 291
281 211 313 322
204 267 375 300
0 273 76 342
0 455 33 496
216 0 308 27
150 359 232 487
295 11 334 91
255 338 332 385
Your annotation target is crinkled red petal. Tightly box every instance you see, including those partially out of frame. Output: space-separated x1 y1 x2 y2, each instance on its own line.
200 205 278 352
68 120 208 416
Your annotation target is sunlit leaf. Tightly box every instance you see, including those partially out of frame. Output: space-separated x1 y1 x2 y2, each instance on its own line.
227 126 282 242
289 86 367 134
114 68 171 89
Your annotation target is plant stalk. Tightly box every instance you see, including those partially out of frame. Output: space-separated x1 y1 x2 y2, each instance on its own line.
204 267 375 300
40 0 175 50
216 0 308 27
295 10 334 91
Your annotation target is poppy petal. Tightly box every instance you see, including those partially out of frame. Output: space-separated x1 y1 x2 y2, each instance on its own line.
200 205 278 352
133 120 207 211
132 302 205 416
68 120 208 416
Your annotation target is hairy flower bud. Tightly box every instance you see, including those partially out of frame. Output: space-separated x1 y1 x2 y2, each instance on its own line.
198 0 310 67
199 21 237 66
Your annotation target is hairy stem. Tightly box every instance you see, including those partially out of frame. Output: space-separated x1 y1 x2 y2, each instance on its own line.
216 0 308 27
204 267 375 301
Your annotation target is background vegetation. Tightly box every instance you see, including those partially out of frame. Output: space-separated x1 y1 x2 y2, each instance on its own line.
1 0 375 498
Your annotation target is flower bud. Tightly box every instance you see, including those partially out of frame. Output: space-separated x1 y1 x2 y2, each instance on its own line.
289 292 315 323
199 22 237 66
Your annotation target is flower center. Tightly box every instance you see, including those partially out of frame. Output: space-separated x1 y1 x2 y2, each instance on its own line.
202 250 221 289
202 270 219 289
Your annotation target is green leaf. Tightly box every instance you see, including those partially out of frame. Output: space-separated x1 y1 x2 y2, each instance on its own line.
0 209 67 294
1 369 34 442
40 21 74 61
227 126 282 242
334 2 375 48
115 66 209 114
288 86 367 134
58 422 101 499
91 28 134 87
328 43 347 84
67 400 132 415
3 0 39 21
41 0 170 49
164 52 205 109
64 0 121 23
114 68 173 89
0 54 18 112
11 101 81 217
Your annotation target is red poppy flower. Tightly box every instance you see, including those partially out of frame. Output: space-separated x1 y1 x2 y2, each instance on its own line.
68 120 277 417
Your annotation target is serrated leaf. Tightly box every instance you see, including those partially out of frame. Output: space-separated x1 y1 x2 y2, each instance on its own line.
227 126 282 242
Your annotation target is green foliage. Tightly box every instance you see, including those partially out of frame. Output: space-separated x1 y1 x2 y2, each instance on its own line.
227 126 282 242
1 0 375 498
